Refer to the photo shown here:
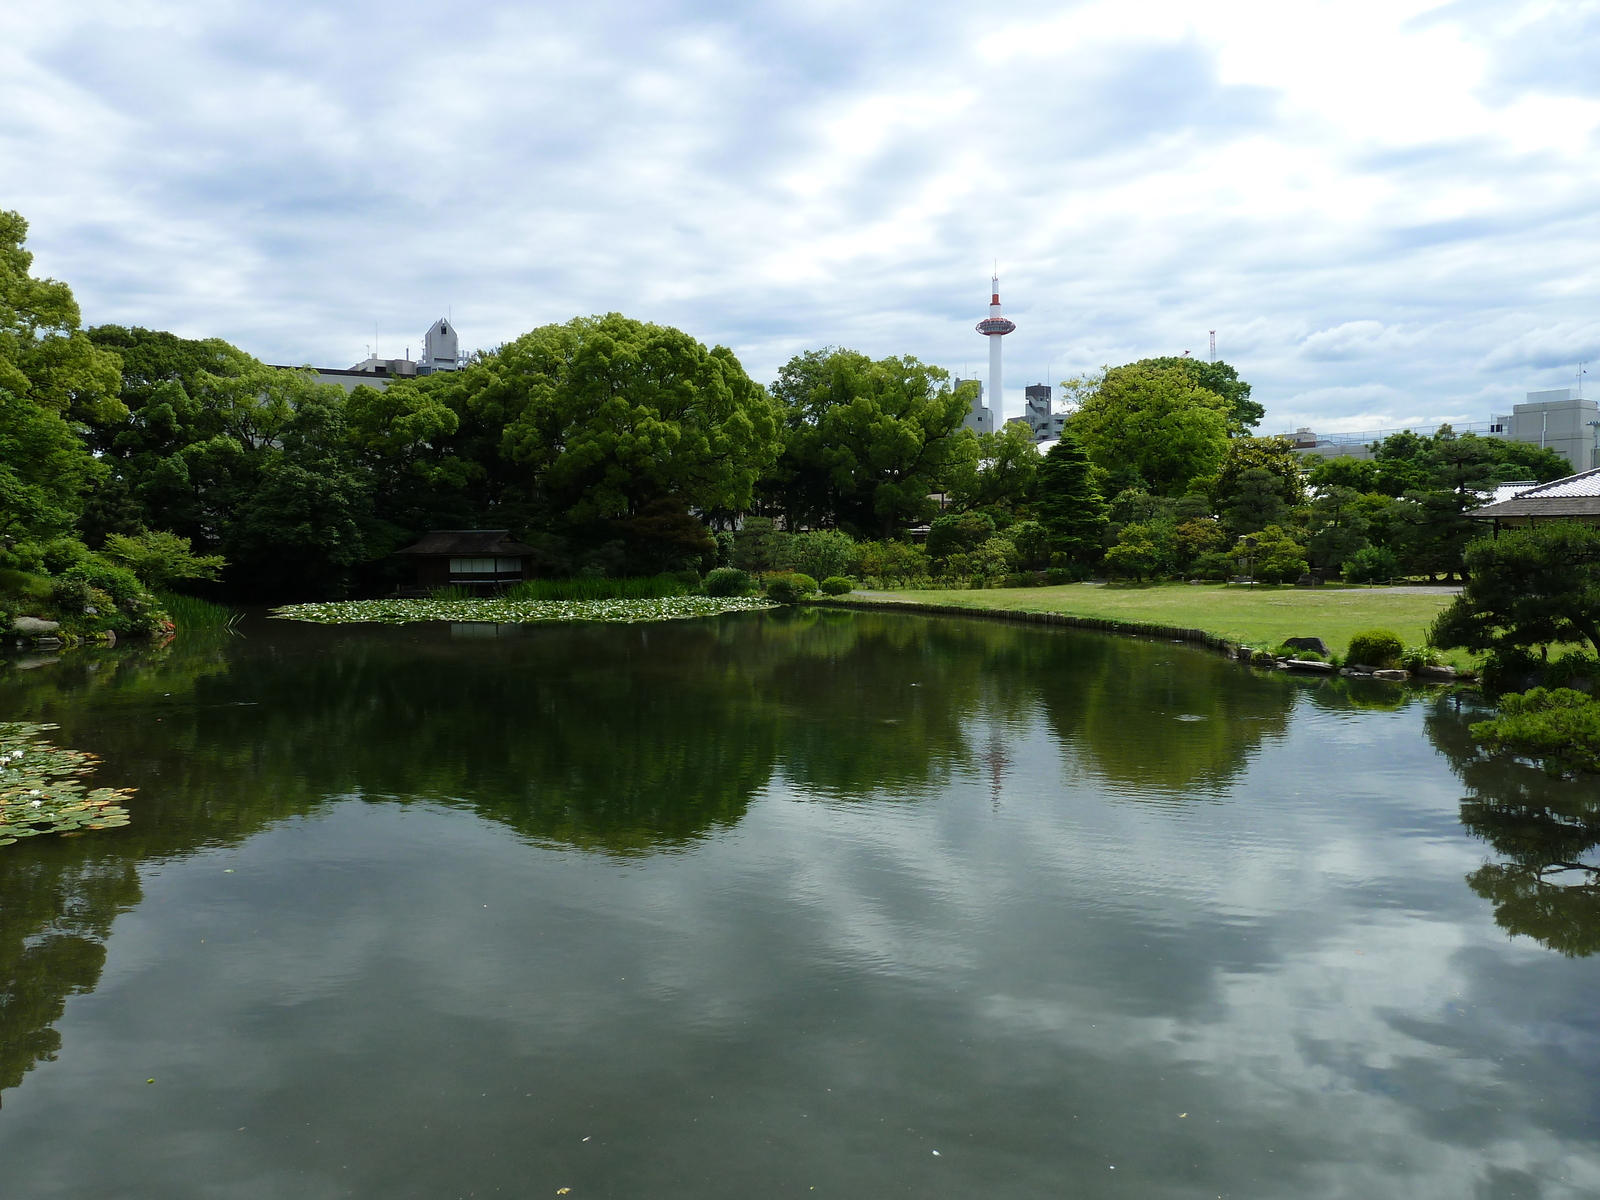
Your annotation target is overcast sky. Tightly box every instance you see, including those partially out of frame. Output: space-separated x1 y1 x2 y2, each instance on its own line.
6 0 1600 429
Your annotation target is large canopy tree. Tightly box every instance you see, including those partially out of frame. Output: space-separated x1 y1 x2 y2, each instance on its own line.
0 212 123 551
1124 356 1262 433
768 347 976 536
1066 362 1232 497
475 314 780 525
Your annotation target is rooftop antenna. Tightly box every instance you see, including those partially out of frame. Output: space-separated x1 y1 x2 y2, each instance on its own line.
1209 331 1217 362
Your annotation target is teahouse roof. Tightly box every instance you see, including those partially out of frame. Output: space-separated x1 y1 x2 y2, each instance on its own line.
394 530 537 556
1471 468 1600 520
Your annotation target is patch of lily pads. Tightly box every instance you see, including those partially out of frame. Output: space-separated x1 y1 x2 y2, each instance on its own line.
0 722 134 847
271 595 778 625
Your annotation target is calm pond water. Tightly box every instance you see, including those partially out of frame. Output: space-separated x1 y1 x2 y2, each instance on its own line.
2 610 1599 1199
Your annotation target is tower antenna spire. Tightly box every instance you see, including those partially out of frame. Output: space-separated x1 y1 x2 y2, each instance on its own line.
1209 330 1217 362
976 272 1016 419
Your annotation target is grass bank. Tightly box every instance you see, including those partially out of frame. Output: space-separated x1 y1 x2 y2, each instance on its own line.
835 582 1469 664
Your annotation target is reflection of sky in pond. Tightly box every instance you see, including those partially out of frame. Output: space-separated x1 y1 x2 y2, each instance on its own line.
0 612 1597 1199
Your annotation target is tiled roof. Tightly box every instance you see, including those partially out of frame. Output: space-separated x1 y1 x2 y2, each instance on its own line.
394 530 537 556
1512 468 1600 499
1473 468 1600 518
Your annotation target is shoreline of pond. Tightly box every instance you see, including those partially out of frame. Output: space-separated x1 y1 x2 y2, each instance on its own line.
810 595 1474 684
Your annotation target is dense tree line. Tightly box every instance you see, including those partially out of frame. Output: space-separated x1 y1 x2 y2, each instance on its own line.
0 209 1578 602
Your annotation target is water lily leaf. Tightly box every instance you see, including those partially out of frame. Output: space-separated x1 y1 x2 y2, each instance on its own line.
0 722 135 847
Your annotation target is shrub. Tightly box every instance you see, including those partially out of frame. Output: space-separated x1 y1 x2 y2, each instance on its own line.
1343 545 1400 585
1191 550 1237 581
1400 645 1443 671
0 568 54 603
49 576 94 613
819 576 853 596
1044 564 1090 585
1470 687 1600 774
764 572 817 604
999 572 1042 588
507 575 690 601
854 540 929 584
1348 628 1405 668
1276 645 1325 662
787 531 856 582
703 567 754 597
61 561 145 603
101 530 226 591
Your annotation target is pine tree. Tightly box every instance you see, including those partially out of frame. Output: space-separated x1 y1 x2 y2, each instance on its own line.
1034 434 1108 560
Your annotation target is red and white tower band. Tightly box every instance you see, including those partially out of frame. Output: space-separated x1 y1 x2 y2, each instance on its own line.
975 275 1016 419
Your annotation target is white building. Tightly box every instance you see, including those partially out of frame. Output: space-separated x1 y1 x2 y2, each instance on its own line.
276 317 464 393
1288 389 1600 472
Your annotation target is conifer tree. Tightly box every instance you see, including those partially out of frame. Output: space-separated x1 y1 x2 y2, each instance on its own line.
1034 434 1108 560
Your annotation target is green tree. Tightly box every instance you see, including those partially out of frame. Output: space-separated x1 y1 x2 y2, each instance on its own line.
926 511 996 560
1066 363 1232 496
0 388 100 551
1005 520 1051 570
786 530 857 582
100 530 225 591
731 517 790 575
1033 434 1108 560
1431 523 1600 659
0 213 122 552
1220 468 1291 535
948 421 1039 513
1124 356 1262 433
0 211 123 428
1245 525 1310 585
770 348 977 536
1173 517 1228 570
1305 485 1370 568
1104 521 1174 581
1307 455 1380 494
488 314 780 525
1214 436 1307 507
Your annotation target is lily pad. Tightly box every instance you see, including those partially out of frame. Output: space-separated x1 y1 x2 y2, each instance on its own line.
270 596 777 626
0 722 134 847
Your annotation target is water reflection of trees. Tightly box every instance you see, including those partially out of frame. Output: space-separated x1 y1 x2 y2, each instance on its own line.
0 610 1310 1098
1025 634 1297 797
1426 696 1600 957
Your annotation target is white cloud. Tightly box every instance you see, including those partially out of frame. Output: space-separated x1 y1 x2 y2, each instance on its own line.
3 0 1599 424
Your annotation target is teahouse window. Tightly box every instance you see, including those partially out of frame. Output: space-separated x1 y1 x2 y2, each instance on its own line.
448 557 523 577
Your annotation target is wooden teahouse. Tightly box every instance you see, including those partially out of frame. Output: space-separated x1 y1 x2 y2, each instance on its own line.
393 530 536 594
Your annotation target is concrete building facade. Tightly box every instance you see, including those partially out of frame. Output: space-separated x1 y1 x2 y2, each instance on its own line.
956 378 993 435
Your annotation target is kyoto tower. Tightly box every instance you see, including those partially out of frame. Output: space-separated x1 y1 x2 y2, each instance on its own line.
975 274 1016 418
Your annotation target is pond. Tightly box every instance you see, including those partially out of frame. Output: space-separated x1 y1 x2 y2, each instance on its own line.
1 610 1598 1199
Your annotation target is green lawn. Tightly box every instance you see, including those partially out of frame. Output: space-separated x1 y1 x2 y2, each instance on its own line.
843 582 1469 662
